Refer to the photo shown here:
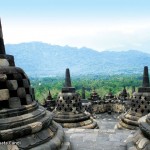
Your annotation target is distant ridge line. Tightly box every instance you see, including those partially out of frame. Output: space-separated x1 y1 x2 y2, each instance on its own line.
5 41 150 77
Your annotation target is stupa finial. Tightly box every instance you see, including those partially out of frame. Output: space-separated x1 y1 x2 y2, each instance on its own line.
82 87 85 99
0 19 6 54
47 90 53 100
62 68 75 93
65 68 72 87
49 90 51 96
123 86 127 92
142 66 149 87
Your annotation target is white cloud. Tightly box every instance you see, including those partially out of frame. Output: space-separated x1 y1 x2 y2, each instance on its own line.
2 19 150 53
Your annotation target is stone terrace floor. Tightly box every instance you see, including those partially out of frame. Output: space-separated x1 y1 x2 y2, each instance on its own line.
64 113 136 150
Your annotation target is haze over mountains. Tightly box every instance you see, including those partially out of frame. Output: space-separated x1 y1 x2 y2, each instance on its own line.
5 42 150 77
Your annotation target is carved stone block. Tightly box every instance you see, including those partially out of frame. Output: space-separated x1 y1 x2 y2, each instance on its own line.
9 97 21 108
17 88 26 98
23 79 30 88
0 89 10 100
26 94 32 104
7 80 18 90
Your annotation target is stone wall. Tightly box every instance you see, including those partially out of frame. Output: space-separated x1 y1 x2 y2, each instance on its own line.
82 101 126 114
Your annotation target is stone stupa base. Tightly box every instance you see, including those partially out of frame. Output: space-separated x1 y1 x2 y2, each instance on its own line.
0 121 71 150
126 114 150 150
53 111 99 129
0 101 71 150
0 19 71 150
116 110 140 130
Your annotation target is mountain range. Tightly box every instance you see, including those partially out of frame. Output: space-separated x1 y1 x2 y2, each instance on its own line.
5 42 150 77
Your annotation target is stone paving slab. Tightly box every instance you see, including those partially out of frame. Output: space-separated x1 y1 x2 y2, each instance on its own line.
64 113 136 150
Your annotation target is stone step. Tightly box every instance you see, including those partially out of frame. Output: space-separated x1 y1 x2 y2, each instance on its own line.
65 128 134 150
64 113 136 150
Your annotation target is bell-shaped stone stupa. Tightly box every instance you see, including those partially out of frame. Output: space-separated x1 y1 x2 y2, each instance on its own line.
116 66 150 130
105 89 115 100
89 88 101 102
119 86 129 100
126 113 150 149
43 90 56 111
0 20 70 150
53 68 98 129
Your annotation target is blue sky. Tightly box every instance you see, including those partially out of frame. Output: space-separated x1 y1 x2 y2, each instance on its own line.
1 0 150 53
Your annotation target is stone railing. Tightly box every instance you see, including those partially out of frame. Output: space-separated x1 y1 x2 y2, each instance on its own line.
82 100 127 114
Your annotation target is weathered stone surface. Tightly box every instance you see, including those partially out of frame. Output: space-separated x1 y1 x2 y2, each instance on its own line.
0 74 7 81
17 87 26 98
0 89 10 100
13 73 22 80
65 113 133 150
7 80 18 90
126 112 150 150
23 79 30 88
92 102 125 114
0 59 9 66
138 137 149 149
7 145 19 150
30 122 43 133
8 97 21 108
0 129 13 140
29 87 33 95
26 94 32 104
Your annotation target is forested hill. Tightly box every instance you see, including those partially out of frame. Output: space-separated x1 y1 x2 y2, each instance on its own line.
5 42 150 77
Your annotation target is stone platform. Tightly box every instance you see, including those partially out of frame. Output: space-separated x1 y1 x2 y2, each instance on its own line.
64 113 135 150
